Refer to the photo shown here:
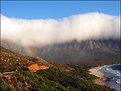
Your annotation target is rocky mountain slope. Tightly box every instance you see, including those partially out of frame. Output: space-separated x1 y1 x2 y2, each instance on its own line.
38 39 120 63
1 39 120 64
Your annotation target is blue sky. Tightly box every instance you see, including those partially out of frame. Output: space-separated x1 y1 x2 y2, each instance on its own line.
1 1 120 19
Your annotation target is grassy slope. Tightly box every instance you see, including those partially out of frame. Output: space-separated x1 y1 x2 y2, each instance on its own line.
0 46 115 91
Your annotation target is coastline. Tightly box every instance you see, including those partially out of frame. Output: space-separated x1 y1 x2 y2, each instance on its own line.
89 65 110 85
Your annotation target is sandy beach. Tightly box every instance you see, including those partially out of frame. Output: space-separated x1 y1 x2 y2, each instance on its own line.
89 65 109 85
89 66 105 77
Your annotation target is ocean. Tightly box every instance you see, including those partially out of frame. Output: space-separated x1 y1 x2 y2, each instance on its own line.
100 64 121 91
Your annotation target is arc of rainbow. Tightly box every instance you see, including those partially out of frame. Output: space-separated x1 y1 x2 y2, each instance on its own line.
24 40 38 57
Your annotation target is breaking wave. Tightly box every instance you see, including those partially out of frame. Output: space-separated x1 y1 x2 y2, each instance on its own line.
100 64 121 91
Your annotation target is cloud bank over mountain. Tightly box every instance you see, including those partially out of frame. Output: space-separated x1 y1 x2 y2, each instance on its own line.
1 12 120 46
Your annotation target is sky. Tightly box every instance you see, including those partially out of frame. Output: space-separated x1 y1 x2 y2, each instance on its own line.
1 1 120 47
1 1 120 19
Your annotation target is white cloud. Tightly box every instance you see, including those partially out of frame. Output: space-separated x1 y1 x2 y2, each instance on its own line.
1 12 120 46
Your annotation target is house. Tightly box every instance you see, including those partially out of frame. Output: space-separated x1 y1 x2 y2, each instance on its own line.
28 64 49 72
39 65 49 70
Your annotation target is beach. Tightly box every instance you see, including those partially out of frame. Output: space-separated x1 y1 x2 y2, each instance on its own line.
89 65 109 85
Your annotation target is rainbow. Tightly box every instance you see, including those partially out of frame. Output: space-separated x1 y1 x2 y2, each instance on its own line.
26 46 38 57
23 40 38 57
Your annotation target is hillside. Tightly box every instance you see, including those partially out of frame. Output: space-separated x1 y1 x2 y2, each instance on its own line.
0 46 115 91
0 46 52 72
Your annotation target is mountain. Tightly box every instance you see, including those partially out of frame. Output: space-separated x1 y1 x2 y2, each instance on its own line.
1 40 28 55
0 46 115 91
1 39 120 64
37 39 120 63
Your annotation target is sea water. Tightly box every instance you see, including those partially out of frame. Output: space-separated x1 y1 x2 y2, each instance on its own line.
100 64 121 91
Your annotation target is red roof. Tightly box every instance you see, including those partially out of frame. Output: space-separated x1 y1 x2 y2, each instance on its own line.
28 64 49 72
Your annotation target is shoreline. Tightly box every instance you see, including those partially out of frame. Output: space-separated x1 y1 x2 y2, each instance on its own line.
89 65 110 85
89 64 121 91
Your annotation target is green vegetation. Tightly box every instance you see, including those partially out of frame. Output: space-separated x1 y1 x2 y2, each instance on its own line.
0 46 115 91
0 67 114 91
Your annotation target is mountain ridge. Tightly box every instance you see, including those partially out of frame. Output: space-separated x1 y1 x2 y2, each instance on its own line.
1 39 120 64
